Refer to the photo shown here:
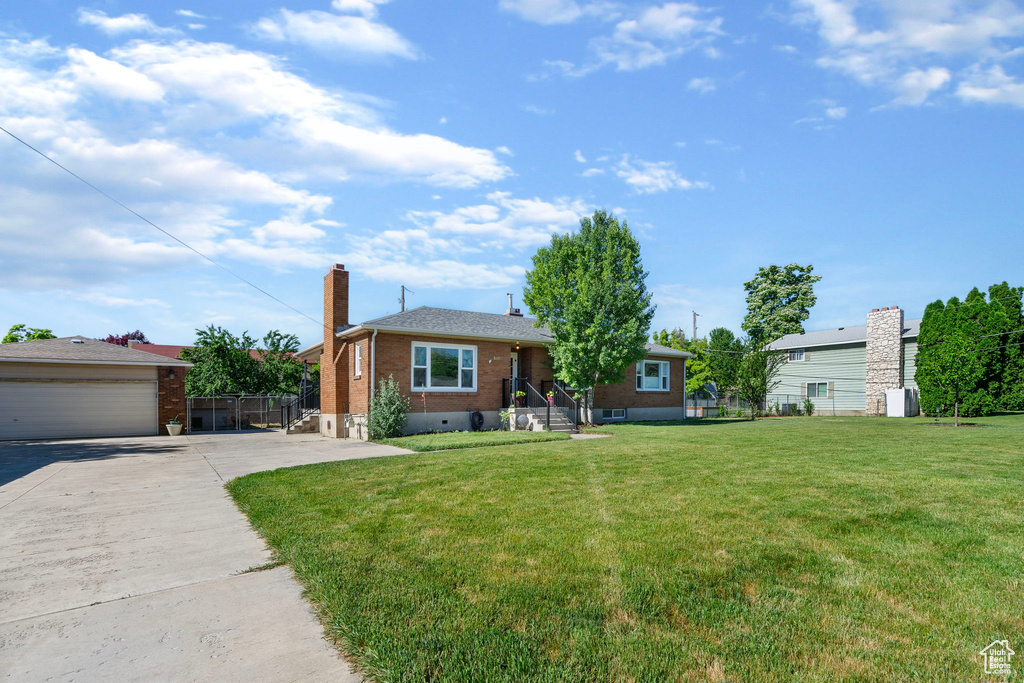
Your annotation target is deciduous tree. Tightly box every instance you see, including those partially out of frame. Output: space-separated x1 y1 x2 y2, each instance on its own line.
707 327 743 394
742 264 821 345
2 324 56 343
524 210 655 422
734 342 785 420
101 330 149 346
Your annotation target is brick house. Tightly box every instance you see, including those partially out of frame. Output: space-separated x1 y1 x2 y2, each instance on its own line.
298 265 691 438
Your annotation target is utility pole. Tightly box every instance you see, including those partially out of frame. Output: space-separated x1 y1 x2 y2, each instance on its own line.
399 285 414 312
693 311 700 342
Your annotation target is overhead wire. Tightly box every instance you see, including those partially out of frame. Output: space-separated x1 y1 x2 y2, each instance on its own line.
0 124 328 333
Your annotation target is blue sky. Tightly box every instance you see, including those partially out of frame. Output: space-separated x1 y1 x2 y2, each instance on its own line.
1 0 1022 349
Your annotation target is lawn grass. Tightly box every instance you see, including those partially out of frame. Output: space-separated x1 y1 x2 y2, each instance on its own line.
227 415 1024 681
378 429 571 452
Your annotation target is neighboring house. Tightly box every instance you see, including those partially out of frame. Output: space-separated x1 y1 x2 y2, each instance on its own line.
124 342 305 364
297 265 691 438
768 306 921 416
0 336 190 440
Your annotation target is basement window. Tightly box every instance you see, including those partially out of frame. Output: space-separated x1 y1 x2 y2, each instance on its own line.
602 409 626 420
412 342 476 392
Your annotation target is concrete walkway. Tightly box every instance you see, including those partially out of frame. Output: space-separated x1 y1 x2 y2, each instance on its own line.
0 431 409 682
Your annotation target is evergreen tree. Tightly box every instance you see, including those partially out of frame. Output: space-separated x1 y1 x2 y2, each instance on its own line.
916 283 1023 418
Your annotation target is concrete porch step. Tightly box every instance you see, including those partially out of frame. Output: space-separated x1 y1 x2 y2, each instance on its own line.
286 413 320 435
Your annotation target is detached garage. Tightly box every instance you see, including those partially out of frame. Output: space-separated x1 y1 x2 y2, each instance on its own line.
0 336 190 441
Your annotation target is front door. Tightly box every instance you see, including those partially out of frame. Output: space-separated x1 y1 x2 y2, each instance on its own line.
510 351 519 379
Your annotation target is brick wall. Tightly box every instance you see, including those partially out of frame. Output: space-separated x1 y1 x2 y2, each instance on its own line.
347 330 374 414
519 346 555 386
157 366 186 426
593 357 688 409
365 332 511 413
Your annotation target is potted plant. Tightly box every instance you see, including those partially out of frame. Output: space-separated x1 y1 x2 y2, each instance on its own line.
546 390 555 406
166 414 183 436
514 390 526 408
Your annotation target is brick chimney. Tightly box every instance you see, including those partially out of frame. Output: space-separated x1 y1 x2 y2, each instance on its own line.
322 264 350 436
865 305 904 415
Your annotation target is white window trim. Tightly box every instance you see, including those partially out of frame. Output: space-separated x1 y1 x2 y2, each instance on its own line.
788 349 805 362
354 342 362 377
411 341 478 393
636 360 671 392
602 408 626 420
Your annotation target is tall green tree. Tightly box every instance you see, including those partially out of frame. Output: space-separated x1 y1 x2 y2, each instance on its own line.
742 264 822 344
734 342 785 420
916 283 1022 419
3 324 57 343
524 210 655 421
707 327 744 394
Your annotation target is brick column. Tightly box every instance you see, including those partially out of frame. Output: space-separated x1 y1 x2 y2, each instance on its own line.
321 264 350 437
865 306 904 416
157 366 187 433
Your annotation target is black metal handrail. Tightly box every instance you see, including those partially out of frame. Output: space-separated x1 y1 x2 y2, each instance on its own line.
501 377 530 409
282 384 320 431
524 381 551 431
552 383 578 428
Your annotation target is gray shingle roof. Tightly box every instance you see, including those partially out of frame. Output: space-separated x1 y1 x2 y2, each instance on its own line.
296 306 690 358
361 306 556 343
770 318 922 350
0 336 192 366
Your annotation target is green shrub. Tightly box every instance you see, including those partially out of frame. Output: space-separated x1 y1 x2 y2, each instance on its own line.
803 398 815 416
368 374 411 440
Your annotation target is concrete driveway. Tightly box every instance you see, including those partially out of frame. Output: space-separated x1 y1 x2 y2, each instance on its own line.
0 431 410 682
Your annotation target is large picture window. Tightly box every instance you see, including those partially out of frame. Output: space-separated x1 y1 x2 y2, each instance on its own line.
412 342 476 391
636 360 670 391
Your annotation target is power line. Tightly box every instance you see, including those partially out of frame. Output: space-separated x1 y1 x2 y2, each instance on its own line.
0 124 327 332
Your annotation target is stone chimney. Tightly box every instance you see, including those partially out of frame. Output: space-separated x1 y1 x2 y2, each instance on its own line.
865 306 904 415
321 264 350 436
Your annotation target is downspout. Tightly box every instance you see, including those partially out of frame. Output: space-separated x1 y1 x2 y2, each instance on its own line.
369 328 379 401
682 357 687 420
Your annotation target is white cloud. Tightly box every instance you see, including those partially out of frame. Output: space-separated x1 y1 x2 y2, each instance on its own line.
176 10 205 19
534 2 725 76
574 149 587 162
687 76 716 93
499 0 617 25
593 3 724 72
792 0 1024 107
68 292 170 308
825 105 847 119
957 64 1024 106
252 8 418 60
581 167 604 177
77 9 177 36
614 155 710 194
112 41 510 186
62 48 165 101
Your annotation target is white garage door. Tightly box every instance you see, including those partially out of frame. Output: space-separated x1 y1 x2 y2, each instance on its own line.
0 381 158 440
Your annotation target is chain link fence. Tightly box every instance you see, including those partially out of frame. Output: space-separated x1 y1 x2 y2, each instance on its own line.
186 395 295 432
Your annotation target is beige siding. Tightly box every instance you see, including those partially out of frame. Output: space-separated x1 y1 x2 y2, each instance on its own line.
0 362 156 381
903 340 918 389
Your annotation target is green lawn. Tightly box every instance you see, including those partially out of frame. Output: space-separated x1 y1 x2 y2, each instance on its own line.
227 416 1024 681
378 429 570 452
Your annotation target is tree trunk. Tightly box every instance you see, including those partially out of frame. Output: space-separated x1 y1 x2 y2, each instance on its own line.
954 400 959 427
